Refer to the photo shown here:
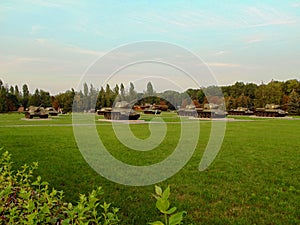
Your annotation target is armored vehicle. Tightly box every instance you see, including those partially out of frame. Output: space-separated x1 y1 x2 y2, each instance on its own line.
103 101 140 120
45 107 59 116
25 106 49 119
152 104 169 111
144 106 162 115
97 107 112 115
228 107 254 116
196 103 227 118
177 104 198 117
255 104 288 117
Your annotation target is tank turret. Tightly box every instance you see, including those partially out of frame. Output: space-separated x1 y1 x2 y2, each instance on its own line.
196 103 227 118
25 106 49 119
228 107 254 116
177 104 197 117
45 107 59 116
143 105 162 115
255 104 288 117
97 107 112 115
103 101 140 120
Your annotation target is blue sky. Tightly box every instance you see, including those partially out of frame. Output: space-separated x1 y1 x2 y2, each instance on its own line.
0 0 299 94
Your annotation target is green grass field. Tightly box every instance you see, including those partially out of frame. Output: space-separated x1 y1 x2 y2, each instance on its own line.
0 112 299 224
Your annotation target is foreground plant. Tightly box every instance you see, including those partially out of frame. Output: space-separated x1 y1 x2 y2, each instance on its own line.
149 185 186 225
0 148 119 224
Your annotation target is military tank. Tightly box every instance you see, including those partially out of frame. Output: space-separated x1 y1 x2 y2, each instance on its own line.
97 107 112 115
177 104 198 117
24 106 49 119
255 104 288 117
144 106 162 115
103 101 140 120
152 104 169 111
196 103 227 118
45 107 59 116
228 107 254 116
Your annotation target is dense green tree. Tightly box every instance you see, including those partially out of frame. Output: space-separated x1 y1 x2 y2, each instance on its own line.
225 96 235 110
40 90 51 107
0 80 8 112
230 81 245 98
0 79 299 114
204 85 223 98
236 94 251 108
105 84 112 107
22 84 30 108
9 86 14 95
146 82 154 96
265 80 283 105
28 89 41 106
56 89 75 113
14 85 21 104
6 93 19 111
120 83 125 101
255 83 267 108
128 82 137 102
112 84 120 103
288 89 300 115
96 87 106 109
282 79 300 95
89 84 98 110
82 82 90 111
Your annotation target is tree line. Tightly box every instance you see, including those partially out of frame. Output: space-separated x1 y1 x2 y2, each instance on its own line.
0 79 299 115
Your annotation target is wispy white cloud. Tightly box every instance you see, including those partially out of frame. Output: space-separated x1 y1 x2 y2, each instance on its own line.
246 38 263 44
24 0 63 8
30 25 43 35
215 51 226 56
249 19 295 28
65 45 104 57
207 62 241 68
291 2 300 7
244 6 296 28
15 57 47 63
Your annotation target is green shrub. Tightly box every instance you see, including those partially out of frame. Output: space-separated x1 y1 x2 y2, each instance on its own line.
0 148 119 225
0 148 187 224
149 186 186 225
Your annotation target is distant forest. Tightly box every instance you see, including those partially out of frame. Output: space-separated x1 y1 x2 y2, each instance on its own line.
0 78 299 115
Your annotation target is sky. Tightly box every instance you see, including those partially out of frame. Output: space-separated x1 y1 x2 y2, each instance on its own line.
0 0 300 94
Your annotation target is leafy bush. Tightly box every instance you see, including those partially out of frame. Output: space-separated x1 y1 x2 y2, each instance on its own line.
149 186 186 225
0 148 119 224
0 148 187 224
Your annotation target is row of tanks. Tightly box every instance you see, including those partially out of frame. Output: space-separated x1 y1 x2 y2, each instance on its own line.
97 102 166 120
178 103 288 118
96 102 289 121
24 106 59 119
228 104 288 117
177 104 227 118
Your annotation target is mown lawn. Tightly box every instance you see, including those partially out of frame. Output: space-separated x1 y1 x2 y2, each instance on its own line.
0 112 299 224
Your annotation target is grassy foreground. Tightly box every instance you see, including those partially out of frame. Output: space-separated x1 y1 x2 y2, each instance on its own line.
0 113 299 224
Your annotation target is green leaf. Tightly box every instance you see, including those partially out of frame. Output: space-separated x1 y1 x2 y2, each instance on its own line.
162 186 170 200
27 199 35 212
169 211 187 225
149 221 165 225
156 198 170 213
68 202 73 209
165 207 177 215
62 219 70 225
41 181 49 186
155 185 163 196
31 180 39 186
